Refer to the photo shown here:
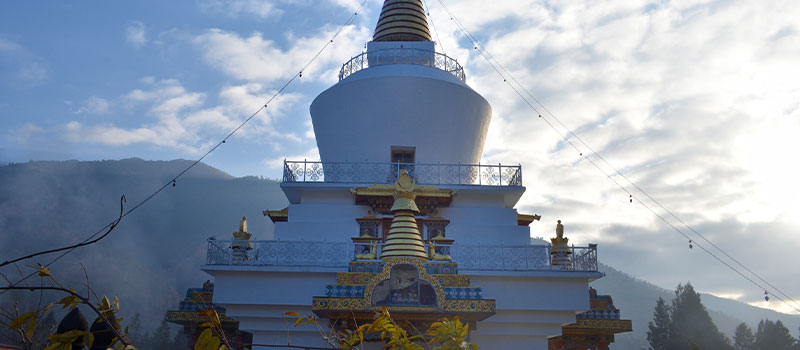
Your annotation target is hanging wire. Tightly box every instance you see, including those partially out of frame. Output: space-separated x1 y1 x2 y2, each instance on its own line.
435 0 800 314
0 0 371 294
421 0 447 56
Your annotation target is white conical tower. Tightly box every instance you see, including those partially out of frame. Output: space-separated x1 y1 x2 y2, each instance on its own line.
310 0 491 165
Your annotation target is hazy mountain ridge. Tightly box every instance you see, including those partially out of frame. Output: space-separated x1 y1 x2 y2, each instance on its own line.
0 159 287 328
1 159 796 347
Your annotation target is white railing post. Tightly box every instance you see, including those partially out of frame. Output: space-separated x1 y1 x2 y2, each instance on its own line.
437 162 441 185
498 163 502 185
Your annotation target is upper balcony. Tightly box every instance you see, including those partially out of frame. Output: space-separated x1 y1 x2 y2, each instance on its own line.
338 48 466 82
282 160 522 187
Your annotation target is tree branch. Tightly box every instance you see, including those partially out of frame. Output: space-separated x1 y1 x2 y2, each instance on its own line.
1 195 126 268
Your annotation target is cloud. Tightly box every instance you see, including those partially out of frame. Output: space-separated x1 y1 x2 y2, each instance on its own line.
192 25 371 83
59 78 302 154
263 147 320 170
74 96 111 115
0 37 48 88
125 21 148 48
196 0 282 19
408 0 800 313
7 123 44 144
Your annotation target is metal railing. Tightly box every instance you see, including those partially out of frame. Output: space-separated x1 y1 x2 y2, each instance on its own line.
282 160 523 187
339 48 466 82
206 240 598 272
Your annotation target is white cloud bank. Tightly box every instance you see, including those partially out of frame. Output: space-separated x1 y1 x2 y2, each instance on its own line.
61 78 301 155
421 0 800 311
192 25 370 84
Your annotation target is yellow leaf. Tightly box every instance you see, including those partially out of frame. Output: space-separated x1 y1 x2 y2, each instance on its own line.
38 265 51 277
294 317 305 327
25 316 37 339
43 302 55 314
113 296 120 311
283 311 301 317
9 312 35 329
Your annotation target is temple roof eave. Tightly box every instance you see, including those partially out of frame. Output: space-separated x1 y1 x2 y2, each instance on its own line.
280 181 526 207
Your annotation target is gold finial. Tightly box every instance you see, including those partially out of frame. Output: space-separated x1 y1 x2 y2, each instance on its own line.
373 0 432 42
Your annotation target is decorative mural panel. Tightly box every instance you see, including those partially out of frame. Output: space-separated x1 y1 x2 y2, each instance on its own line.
372 264 437 307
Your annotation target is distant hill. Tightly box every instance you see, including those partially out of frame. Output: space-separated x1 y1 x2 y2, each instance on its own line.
593 263 800 349
0 159 288 327
1 159 797 346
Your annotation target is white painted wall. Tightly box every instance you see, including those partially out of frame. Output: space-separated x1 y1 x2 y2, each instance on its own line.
208 268 596 350
310 65 491 165
275 184 531 244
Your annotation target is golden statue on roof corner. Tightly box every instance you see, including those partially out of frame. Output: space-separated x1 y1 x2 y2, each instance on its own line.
238 216 248 234
232 216 253 260
551 219 568 246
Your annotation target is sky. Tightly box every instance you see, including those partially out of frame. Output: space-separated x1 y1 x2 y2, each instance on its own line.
2 0 800 315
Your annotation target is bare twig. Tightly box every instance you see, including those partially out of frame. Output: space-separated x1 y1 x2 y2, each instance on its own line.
0 271 11 285
0 286 130 347
79 263 100 301
1 195 126 268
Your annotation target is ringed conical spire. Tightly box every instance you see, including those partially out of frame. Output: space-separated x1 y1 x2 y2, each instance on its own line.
373 0 432 42
380 171 428 259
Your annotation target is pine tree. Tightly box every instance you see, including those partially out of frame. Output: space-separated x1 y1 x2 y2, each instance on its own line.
148 318 172 350
734 323 756 350
171 328 189 350
755 319 797 350
647 297 671 350
128 312 143 346
668 283 733 350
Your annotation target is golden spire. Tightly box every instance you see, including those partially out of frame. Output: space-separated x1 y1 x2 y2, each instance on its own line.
373 0 432 42
380 171 429 259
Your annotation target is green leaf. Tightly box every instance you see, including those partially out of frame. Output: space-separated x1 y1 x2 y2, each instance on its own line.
82 332 95 348
37 264 51 277
56 295 80 310
9 311 35 329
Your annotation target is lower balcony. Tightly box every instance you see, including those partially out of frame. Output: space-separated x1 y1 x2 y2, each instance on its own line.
205 240 598 272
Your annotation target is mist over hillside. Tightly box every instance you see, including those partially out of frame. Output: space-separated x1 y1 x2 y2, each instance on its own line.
0 158 288 328
1 159 797 347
